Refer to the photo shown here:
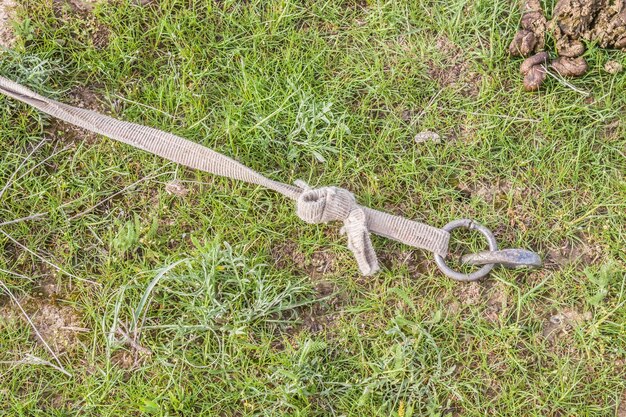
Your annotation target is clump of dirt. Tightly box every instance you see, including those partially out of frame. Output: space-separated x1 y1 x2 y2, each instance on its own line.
510 0 626 90
541 307 591 343
165 180 189 197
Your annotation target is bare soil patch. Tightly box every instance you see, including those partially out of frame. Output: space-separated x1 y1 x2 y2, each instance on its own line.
0 276 86 355
1 292 86 355
68 85 105 110
545 234 604 268
452 281 509 323
269 241 346 343
28 301 84 353
457 281 482 306
0 0 15 48
428 36 482 96
377 248 429 277
271 240 336 278
618 389 626 417
274 280 344 351
457 180 520 205
111 349 136 370
48 85 107 144
50 0 110 49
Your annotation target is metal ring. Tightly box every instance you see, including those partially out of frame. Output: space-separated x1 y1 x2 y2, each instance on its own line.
434 219 498 282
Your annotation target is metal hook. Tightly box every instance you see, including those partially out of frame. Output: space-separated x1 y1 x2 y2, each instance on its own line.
461 249 542 269
434 219 541 282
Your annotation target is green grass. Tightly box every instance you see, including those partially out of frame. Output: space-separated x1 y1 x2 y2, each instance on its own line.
0 0 625 415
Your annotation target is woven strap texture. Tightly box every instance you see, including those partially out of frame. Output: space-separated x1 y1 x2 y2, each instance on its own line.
0 76 450 276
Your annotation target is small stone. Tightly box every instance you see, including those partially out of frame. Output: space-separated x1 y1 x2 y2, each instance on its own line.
165 180 189 197
414 131 441 144
604 60 623 74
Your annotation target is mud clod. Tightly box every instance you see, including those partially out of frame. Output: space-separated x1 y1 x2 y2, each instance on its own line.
509 30 539 57
520 51 549 73
523 66 547 91
605 60 624 73
520 52 549 91
165 180 189 197
542 308 591 343
551 56 589 76
510 0 626 90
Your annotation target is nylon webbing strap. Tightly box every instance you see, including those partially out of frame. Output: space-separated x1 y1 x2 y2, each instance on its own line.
0 75 450 276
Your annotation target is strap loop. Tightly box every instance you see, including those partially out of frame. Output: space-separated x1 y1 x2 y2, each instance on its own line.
341 208 379 276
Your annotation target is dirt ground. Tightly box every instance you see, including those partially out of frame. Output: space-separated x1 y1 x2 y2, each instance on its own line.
0 0 16 48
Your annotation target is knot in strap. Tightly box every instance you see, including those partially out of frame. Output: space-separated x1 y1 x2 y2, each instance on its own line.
296 185 380 276
296 186 355 223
